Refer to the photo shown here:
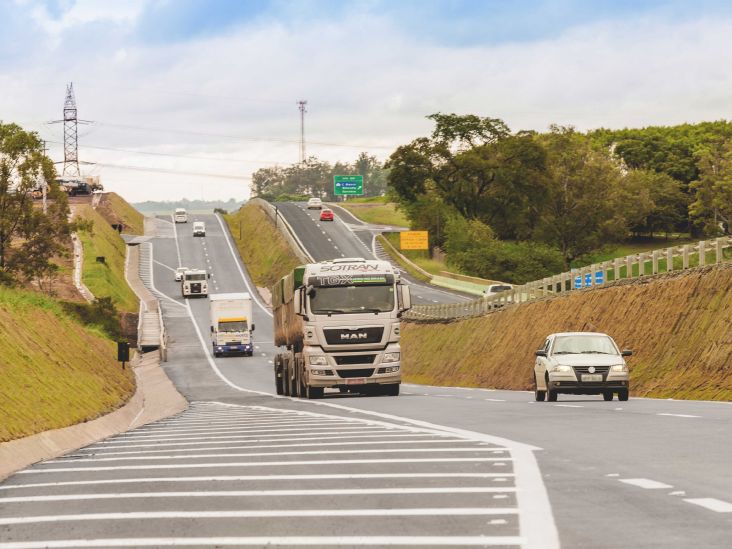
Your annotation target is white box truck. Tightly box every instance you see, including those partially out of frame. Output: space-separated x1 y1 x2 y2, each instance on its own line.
210 293 254 357
272 258 411 399
174 208 188 223
181 268 209 297
192 221 206 237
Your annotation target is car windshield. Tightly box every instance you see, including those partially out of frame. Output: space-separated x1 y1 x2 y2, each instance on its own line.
218 320 247 332
185 273 206 281
552 335 618 355
309 285 395 314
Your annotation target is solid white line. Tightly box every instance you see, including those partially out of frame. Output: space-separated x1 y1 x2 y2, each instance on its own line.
0 473 516 491
657 413 700 418
1 487 517 504
215 214 271 315
484 399 506 402
554 404 583 408
683 498 732 513
97 429 401 445
66 439 473 457
0 508 519 526
47 448 509 463
619 478 673 489
106 425 391 440
153 259 176 273
170 214 183 268
0 536 524 547
122 419 352 434
20 457 505 473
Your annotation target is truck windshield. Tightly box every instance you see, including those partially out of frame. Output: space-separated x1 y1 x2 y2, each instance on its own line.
219 320 247 332
185 274 206 281
309 285 394 314
552 336 618 355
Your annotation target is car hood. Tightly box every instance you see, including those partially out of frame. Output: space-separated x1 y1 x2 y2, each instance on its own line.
551 354 624 366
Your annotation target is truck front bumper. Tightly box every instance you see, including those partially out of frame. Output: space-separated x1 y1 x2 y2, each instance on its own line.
214 343 253 356
306 366 401 388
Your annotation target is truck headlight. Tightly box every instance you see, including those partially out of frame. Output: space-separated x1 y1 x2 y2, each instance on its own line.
611 364 628 372
382 352 400 363
308 355 327 366
551 365 572 373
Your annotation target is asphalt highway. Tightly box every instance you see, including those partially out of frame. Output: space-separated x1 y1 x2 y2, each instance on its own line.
1 212 730 549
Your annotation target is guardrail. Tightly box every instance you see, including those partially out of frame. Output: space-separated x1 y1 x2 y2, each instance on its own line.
157 300 167 362
404 236 732 322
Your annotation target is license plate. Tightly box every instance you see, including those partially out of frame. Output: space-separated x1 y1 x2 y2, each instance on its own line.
346 378 366 385
581 374 603 382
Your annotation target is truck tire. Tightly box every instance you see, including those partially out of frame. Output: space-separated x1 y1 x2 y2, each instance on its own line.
384 384 400 397
306 386 324 399
618 388 629 401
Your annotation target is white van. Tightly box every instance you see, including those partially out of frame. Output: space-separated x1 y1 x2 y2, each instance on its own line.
193 221 206 237
174 208 188 223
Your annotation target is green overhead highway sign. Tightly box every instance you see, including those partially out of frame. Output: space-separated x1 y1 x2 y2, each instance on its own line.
334 175 363 196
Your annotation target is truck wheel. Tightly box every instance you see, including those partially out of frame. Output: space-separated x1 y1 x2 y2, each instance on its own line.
275 374 284 395
384 384 400 397
603 391 613 401
547 386 558 402
618 389 629 401
306 386 324 399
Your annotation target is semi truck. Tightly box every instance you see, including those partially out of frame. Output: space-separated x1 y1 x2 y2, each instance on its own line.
272 258 411 399
209 293 254 357
181 268 209 297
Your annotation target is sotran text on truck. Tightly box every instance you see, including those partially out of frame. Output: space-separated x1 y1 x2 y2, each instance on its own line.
272 258 411 399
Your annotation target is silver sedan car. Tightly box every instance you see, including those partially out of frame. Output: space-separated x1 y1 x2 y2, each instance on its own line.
533 332 632 402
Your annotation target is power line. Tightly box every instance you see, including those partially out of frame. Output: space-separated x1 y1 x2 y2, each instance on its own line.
90 162 250 181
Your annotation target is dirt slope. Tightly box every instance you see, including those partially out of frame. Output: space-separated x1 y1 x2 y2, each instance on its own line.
402 263 732 400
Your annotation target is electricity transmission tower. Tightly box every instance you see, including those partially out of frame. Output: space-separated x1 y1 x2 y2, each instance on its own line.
297 100 307 163
61 83 80 177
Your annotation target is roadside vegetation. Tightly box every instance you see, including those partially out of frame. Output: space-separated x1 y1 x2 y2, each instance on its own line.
401 262 732 401
75 205 139 313
336 196 409 227
224 203 301 288
98 193 145 235
0 286 135 442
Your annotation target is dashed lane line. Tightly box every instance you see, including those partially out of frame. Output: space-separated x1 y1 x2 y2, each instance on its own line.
619 478 673 489
657 413 701 418
683 498 732 513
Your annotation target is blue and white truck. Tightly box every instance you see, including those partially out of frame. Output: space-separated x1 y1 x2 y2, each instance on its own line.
209 293 254 357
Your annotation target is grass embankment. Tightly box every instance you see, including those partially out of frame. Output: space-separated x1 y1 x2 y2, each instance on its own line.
402 262 732 401
336 197 410 227
76 205 139 313
0 287 135 442
383 232 451 276
97 193 145 235
224 203 301 288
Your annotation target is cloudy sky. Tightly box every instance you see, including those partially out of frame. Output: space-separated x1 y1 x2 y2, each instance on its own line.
3 0 732 202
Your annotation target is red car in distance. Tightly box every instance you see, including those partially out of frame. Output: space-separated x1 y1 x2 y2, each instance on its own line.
320 209 334 221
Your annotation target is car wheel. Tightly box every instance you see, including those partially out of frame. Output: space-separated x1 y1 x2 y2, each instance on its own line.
618 389 629 401
534 376 546 402
603 391 614 401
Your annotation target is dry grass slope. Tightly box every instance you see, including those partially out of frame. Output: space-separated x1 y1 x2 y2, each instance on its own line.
97 193 145 235
224 203 302 288
0 288 135 442
402 263 732 401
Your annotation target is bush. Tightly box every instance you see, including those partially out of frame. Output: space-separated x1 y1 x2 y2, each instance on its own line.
62 297 121 340
444 215 564 284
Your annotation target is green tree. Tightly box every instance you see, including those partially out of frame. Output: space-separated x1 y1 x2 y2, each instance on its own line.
690 141 732 235
0 122 70 285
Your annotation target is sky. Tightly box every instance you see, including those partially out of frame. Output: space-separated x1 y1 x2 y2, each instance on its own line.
3 0 732 202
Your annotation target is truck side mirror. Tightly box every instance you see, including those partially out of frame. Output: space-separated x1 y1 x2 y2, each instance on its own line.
251 324 255 332
399 284 411 311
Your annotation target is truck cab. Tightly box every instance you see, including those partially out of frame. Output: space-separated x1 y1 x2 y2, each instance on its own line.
193 221 206 237
272 258 411 399
174 208 188 223
210 293 254 357
181 269 209 297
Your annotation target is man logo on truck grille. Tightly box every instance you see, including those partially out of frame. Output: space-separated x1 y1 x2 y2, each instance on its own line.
341 332 369 340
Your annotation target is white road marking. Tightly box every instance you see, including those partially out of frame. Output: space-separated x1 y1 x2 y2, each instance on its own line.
0 508 520 526
619 478 673 489
1 473 514 491
261 352 267 357
606 473 620 477
0 536 524 547
668 491 686 496
657 413 700 418
97 429 400 445
484 399 506 402
555 404 583 408
1 487 517 504
683 498 732 512
153 260 176 273
20 457 509 474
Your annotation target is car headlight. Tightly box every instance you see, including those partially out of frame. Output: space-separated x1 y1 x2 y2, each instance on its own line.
551 365 572 373
308 355 327 366
382 352 400 363
611 364 628 372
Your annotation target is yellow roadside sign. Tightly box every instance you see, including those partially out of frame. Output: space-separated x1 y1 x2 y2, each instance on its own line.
400 231 429 250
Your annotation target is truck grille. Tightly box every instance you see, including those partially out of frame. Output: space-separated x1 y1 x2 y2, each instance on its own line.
190 283 201 293
337 368 375 378
334 355 376 365
324 327 384 345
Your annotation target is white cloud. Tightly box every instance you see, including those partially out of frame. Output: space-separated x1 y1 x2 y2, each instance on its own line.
4 6 732 202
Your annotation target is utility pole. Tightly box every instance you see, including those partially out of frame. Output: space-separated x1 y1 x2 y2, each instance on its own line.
297 100 307 164
40 140 48 214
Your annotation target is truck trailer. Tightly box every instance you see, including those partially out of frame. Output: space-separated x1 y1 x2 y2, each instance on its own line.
209 293 254 357
181 269 209 297
272 258 411 399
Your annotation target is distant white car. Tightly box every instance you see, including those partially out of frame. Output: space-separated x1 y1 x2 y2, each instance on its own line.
483 283 513 295
533 332 632 402
174 267 188 282
307 197 323 210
